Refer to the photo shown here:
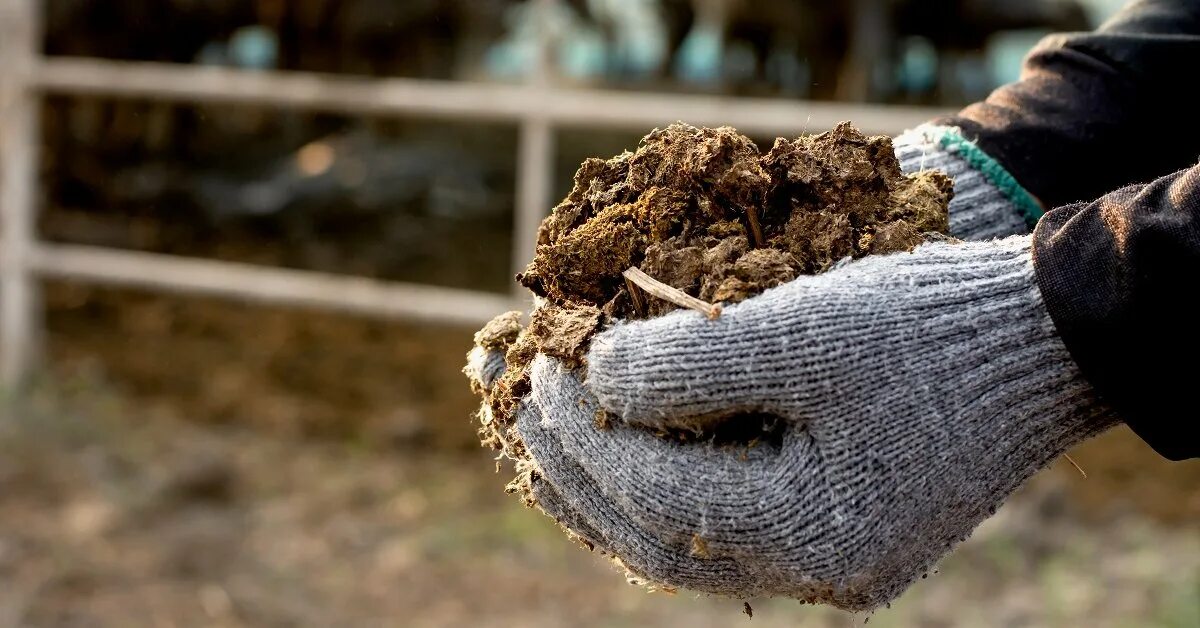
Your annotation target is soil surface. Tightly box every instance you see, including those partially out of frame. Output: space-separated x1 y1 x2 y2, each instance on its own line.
3 387 1197 628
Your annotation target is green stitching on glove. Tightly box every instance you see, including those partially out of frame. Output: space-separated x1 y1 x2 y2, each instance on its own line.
934 128 1045 228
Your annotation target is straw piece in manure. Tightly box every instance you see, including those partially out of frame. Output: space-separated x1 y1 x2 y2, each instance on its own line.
623 267 723 320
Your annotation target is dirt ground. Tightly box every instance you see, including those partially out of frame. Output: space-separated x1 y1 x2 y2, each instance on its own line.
0 283 1195 627
0 379 1197 628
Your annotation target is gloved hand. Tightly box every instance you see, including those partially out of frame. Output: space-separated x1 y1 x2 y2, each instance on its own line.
478 235 1114 610
894 125 1044 240
468 340 768 596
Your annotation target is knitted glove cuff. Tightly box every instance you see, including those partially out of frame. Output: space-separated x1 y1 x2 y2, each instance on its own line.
895 124 1044 240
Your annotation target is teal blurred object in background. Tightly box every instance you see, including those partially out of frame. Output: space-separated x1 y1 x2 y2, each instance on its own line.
987 30 1052 86
675 25 725 85
196 26 279 70
896 37 938 95
228 26 280 70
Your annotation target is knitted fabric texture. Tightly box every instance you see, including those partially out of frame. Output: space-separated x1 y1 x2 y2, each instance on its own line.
477 236 1114 610
895 125 1042 239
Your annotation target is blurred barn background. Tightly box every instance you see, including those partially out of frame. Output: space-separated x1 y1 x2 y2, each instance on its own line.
0 1 1196 626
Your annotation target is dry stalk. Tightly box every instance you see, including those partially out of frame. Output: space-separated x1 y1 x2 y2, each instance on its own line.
622 267 722 319
624 274 646 316
1063 453 1087 478
745 204 765 247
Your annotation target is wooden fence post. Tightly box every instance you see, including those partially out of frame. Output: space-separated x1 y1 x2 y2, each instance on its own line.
0 0 42 391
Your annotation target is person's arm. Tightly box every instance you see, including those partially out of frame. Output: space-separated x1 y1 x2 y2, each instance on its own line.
1034 162 1200 460
913 0 1200 460
941 0 1200 208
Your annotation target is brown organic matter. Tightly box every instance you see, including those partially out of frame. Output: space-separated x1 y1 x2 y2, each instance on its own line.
473 310 523 352
518 121 951 328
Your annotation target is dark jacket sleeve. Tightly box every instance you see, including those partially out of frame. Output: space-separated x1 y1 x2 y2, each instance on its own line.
940 0 1200 460
1034 164 1200 461
939 0 1200 208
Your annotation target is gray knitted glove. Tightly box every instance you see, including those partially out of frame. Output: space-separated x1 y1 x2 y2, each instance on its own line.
515 235 1115 610
894 125 1044 240
468 337 743 585
467 345 701 586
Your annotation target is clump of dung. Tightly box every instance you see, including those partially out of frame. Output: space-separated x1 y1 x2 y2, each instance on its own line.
471 121 951 497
